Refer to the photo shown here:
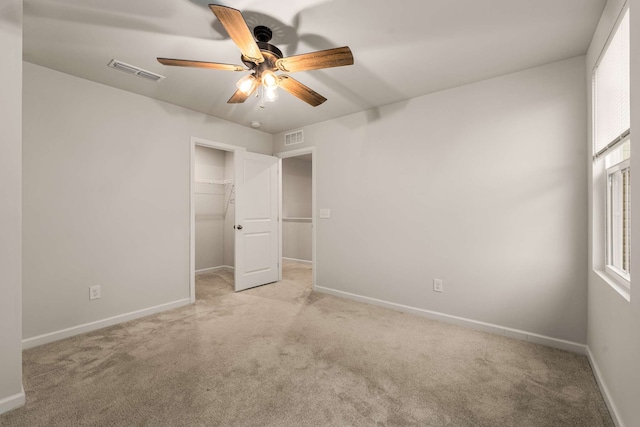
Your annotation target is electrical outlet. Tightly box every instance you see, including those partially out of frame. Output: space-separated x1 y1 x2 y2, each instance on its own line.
89 285 101 300
433 279 443 293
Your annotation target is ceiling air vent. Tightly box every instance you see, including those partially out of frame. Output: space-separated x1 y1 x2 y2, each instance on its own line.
108 59 165 82
284 130 304 146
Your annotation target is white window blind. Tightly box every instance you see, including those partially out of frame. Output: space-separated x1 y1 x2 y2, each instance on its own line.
594 9 630 157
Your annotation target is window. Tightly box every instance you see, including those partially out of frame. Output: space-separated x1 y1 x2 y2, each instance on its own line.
593 8 631 289
606 143 630 281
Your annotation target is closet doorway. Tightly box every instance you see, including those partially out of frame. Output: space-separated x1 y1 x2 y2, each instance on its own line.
193 144 236 285
190 137 281 302
276 147 316 289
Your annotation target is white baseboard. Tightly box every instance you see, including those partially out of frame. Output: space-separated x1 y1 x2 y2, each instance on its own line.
22 298 191 350
0 385 25 415
195 265 234 275
282 257 313 264
315 286 586 354
587 347 624 427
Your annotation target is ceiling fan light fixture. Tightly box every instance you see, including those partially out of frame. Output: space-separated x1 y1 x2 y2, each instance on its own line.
261 70 279 90
264 86 279 102
236 74 258 95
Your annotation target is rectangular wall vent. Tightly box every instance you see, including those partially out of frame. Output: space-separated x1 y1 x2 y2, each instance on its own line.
284 130 304 146
108 59 165 82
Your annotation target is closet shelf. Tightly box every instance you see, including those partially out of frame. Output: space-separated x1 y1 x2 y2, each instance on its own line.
195 178 234 185
283 217 312 222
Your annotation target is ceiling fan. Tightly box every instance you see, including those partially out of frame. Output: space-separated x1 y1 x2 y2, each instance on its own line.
157 4 354 107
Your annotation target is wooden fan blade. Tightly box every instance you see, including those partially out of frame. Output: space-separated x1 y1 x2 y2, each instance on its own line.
209 5 264 64
157 58 245 71
276 46 353 73
278 75 327 107
227 86 257 104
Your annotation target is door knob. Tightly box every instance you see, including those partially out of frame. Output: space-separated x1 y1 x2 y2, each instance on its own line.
236 225 243 230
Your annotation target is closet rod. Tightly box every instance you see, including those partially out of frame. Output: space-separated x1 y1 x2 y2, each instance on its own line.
195 178 234 185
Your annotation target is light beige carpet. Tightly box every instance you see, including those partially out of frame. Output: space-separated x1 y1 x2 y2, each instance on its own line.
1 260 613 426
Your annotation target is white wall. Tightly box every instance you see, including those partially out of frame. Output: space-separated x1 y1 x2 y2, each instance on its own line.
274 56 588 344
282 157 312 261
283 157 312 218
586 0 640 425
283 221 312 261
223 151 235 267
194 146 226 271
22 62 272 342
0 0 24 414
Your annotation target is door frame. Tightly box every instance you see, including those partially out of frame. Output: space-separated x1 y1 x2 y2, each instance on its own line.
189 136 245 303
274 147 317 290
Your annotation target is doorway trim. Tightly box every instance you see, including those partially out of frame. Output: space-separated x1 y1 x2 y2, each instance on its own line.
274 147 317 290
190 137 246 303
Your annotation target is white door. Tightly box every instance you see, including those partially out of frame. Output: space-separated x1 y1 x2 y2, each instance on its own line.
234 150 280 291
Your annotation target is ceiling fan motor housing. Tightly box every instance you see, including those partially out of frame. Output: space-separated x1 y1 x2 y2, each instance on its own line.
253 25 272 43
241 26 283 76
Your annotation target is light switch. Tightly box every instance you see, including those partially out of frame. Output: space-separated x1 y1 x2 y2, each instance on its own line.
319 209 331 219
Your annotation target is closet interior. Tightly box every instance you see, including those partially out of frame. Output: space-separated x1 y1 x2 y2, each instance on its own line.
194 145 235 276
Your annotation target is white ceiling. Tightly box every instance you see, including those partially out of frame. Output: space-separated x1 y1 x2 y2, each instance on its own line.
23 0 606 134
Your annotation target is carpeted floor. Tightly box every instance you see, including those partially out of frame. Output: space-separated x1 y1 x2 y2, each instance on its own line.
1 260 613 426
